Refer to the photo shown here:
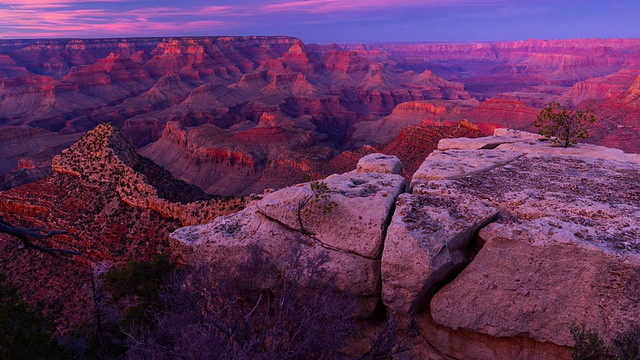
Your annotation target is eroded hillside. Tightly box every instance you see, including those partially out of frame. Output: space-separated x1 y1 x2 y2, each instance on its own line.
2 36 639 196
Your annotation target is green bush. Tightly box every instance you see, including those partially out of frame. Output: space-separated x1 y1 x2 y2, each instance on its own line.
535 102 596 148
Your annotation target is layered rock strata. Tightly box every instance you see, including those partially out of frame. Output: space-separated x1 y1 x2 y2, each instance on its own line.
53 123 244 225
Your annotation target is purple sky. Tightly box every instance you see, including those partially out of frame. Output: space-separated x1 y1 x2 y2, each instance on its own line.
0 0 638 43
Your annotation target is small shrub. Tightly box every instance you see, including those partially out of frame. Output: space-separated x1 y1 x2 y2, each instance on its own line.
611 326 640 360
359 315 420 360
297 180 337 235
103 254 176 329
571 323 640 360
571 324 609 360
535 101 596 148
126 247 356 360
76 254 179 358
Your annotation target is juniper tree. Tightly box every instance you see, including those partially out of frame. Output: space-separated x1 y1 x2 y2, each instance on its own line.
535 101 596 148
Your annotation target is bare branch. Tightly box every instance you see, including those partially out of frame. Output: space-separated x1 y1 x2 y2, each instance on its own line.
0 218 81 257
0 169 26 189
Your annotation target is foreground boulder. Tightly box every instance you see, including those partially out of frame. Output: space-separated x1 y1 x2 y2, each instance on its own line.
355 153 403 174
257 169 405 258
171 205 381 315
432 220 640 347
382 193 498 314
171 154 406 316
416 131 640 354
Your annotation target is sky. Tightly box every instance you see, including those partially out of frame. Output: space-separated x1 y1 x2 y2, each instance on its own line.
0 0 639 43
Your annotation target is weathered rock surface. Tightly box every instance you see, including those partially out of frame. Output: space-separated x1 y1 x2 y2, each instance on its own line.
257 171 406 258
171 205 381 316
356 153 402 174
381 193 498 314
171 157 407 316
409 149 522 190
418 133 640 351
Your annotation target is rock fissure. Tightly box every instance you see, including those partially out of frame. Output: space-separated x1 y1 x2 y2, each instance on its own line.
169 130 640 359
256 207 381 261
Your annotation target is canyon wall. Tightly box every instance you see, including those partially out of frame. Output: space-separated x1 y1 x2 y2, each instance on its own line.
1 36 639 196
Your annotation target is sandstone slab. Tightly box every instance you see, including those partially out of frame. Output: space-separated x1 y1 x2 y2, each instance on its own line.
170 206 381 316
258 171 406 258
356 153 403 174
409 149 522 191
437 136 537 151
382 193 498 314
493 128 544 139
432 220 640 347
427 148 640 348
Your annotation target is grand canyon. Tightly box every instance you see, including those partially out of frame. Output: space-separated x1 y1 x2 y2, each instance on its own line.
0 35 639 360
1 36 639 194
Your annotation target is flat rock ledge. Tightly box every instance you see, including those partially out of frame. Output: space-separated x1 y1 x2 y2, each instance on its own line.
409 149 523 191
408 130 640 352
171 129 640 359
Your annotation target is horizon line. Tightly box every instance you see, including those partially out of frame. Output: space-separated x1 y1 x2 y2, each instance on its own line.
1 35 639 46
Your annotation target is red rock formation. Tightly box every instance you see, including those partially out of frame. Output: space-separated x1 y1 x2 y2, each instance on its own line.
328 121 483 180
140 120 332 196
464 98 540 133
0 123 245 334
1 36 639 192
582 76 640 153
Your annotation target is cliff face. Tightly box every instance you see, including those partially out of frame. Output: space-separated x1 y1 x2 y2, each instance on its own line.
0 36 467 140
1 36 639 196
140 118 332 197
353 38 640 97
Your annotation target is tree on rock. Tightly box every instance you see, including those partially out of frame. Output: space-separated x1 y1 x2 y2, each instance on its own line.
535 101 596 148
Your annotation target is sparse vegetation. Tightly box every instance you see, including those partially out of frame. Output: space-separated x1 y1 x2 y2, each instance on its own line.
571 323 640 360
103 254 177 330
358 315 420 360
297 180 337 235
535 101 596 148
0 274 71 360
125 248 357 360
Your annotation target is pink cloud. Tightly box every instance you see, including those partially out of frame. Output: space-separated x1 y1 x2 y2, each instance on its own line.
262 0 511 13
0 4 236 38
